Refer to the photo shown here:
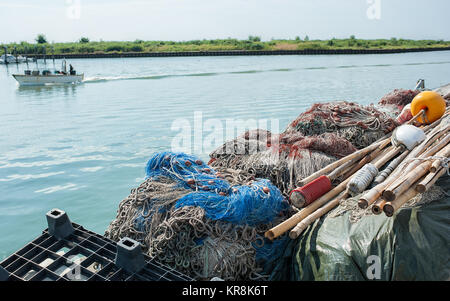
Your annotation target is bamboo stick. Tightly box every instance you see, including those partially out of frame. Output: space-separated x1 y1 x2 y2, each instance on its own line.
416 167 447 193
298 137 390 186
342 145 388 180
372 199 386 215
421 133 450 158
373 146 403 168
289 191 349 239
271 139 389 240
421 110 447 133
385 139 450 197
408 108 426 125
357 146 407 209
383 187 419 217
265 176 352 240
289 142 402 238
430 160 442 173
381 129 450 195
383 160 432 202
373 150 410 186
327 155 362 180
429 142 450 172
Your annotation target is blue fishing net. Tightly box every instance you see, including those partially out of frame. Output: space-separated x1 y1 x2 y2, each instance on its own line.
146 152 230 193
144 152 287 226
253 236 290 265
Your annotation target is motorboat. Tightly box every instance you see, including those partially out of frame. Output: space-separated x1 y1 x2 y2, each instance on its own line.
12 59 84 86
0 54 28 64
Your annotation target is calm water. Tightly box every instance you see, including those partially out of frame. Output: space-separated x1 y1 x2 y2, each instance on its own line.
1 52 449 259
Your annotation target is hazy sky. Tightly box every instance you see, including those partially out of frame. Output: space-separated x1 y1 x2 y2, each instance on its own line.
1 0 449 43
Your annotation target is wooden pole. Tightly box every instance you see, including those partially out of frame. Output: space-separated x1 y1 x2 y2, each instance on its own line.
408 109 426 125
24 46 29 69
327 155 362 180
289 191 349 239
288 137 395 238
421 132 450 158
383 187 419 217
357 146 407 209
383 160 432 202
3 46 8 65
430 150 449 172
342 145 389 180
416 167 447 193
265 176 351 240
13 46 18 64
358 134 430 210
298 137 390 186
373 150 410 186
385 134 450 193
372 199 386 215
373 146 403 169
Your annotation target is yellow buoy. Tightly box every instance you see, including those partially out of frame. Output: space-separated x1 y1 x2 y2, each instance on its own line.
410 91 446 124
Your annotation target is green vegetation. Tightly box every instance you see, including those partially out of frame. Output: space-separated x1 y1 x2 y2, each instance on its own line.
2 36 450 55
35 34 47 44
79 37 90 43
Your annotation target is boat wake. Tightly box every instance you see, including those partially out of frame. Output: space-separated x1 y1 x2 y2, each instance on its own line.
82 72 220 83
82 60 450 84
82 69 291 83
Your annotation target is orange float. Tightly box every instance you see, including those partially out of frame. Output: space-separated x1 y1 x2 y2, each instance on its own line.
410 91 446 124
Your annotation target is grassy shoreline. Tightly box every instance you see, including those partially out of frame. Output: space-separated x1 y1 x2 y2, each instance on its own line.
3 37 450 56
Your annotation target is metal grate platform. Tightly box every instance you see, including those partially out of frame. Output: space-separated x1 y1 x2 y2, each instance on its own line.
0 209 192 281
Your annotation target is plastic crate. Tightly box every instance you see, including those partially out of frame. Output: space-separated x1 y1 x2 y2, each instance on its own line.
0 209 192 281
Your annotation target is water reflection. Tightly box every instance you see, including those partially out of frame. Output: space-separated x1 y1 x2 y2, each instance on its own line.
16 84 79 98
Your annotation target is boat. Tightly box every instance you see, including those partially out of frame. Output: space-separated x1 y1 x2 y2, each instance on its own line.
12 59 84 85
12 72 84 85
0 54 27 64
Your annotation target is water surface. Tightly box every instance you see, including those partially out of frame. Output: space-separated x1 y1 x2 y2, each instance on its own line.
0 52 449 259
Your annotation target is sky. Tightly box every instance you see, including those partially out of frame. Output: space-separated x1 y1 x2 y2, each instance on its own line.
0 0 449 43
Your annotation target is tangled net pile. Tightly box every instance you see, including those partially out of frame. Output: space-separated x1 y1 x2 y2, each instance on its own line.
209 100 402 196
378 89 421 110
285 101 398 148
105 152 289 280
209 130 352 196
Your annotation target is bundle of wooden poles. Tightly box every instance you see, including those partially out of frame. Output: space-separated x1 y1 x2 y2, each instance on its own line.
265 107 449 241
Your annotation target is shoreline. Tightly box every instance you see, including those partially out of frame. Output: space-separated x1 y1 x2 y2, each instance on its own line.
25 46 450 59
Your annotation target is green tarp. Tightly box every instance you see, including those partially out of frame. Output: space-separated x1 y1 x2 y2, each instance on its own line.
267 175 450 281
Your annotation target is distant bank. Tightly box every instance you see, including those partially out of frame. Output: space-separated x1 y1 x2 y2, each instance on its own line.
3 37 450 59
25 47 450 59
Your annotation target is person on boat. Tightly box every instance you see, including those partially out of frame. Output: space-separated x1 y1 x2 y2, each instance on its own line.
69 64 74 75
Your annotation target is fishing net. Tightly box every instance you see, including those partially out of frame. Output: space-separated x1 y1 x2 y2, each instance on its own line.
105 152 289 280
209 146 337 197
284 101 398 149
208 101 398 196
378 89 420 110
